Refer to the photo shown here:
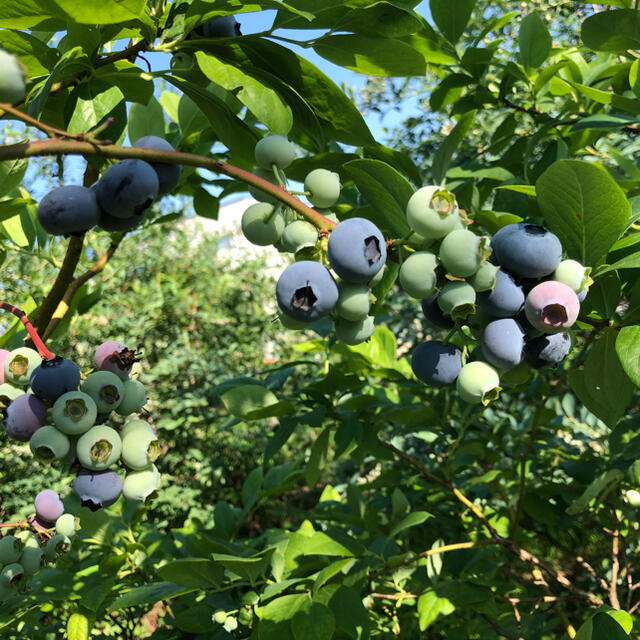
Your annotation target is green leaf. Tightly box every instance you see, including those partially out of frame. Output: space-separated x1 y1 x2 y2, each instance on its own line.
616 326 640 387
95 61 154 105
157 558 224 588
67 613 89 640
322 585 370 640
582 9 640 51
417 589 455 630
195 51 292 134
429 0 475 43
108 582 197 611
343 159 413 237
52 0 146 24
592 611 631 639
536 160 630 266
564 80 640 114
305 427 331 487
432 110 476 185
566 469 623 515
519 12 552 68
128 97 165 143
349 326 397 369
193 188 219 220
597 252 640 276
0 30 59 77
212 549 274 583
387 511 431 539
0 159 28 199
314 35 426 77
242 466 263 510
66 82 125 135
220 384 279 420
0 0 67 29
256 593 308 640
292 602 335 640
567 329 634 428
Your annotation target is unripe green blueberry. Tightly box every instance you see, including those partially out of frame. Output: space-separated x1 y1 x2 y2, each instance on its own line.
368 264 386 288
19 546 43 575
0 536 22 564
398 251 438 299
52 391 98 435
15 531 39 549
122 464 161 504
241 591 260 606
170 52 194 69
224 617 238 632
115 379 147 416
239 607 253 625
468 262 499 292
456 361 501 405
335 316 375 345
406 186 460 239
121 429 160 470
553 259 592 294
625 489 640 507
120 418 155 439
44 534 70 561
248 166 287 204
439 229 491 278
437 282 476 319
0 562 24 587
213 609 228 624
0 49 26 104
77 425 122 470
304 169 341 208
4 347 41 387
0 383 23 409
81 371 124 413
281 220 318 254
29 425 71 461
278 313 310 330
629 460 640 486
254 134 295 170
55 513 79 538
241 203 285 246
335 282 370 321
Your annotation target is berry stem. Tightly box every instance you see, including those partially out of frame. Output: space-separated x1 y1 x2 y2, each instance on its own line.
0 519 28 529
0 302 54 359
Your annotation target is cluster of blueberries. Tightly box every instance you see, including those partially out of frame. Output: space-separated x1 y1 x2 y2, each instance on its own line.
241 135 588 405
1 340 160 508
0 489 78 601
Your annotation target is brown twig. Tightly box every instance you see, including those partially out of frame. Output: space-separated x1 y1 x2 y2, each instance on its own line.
0 104 86 140
610 510 621 609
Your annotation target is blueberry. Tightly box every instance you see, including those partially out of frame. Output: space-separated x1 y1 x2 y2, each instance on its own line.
553 259 592 294
421 294 454 330
55 513 78 538
278 313 310 330
52 391 97 435
335 282 370 321
81 371 124 413
0 536 22 564
0 563 24 587
525 332 572 367
94 159 159 219
437 282 476 319
0 349 10 384
77 425 122 470
276 261 338 322
29 425 70 461
248 166 287 204
281 220 318 254
133 136 182 195
439 229 491 278
30 356 80 402
34 489 64 524
94 341 135 380
304 169 341 209
115 379 147 416
4 393 47 442
491 223 562 278
524 281 580 333
481 319 525 370
121 429 160 470
170 52 194 70
398 251 438 299
241 203 285 246
328 218 386 283
411 341 462 386
44 534 70 561
254 135 295 170
334 315 375 345
19 546 43 575
96 207 144 233
468 262 499 292
406 186 460 239
122 464 160 504
456 361 501 405
121 418 156 439
73 468 123 511
0 49 25 104
0 383 22 410
196 15 241 37
5 347 42 387
37 185 101 236
477 269 525 318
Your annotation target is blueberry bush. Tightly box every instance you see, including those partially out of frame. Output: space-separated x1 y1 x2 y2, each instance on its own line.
0 1 640 639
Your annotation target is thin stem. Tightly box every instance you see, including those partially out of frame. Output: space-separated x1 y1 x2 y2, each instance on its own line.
0 104 86 140
610 509 621 609
0 519 28 529
0 140 337 231
0 302 53 359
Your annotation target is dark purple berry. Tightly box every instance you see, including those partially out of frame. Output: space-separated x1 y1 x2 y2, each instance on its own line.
4 394 47 442
73 468 123 511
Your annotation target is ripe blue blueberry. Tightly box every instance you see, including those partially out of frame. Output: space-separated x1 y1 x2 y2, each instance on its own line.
4 393 47 442
525 332 571 367
37 185 101 236
196 15 241 37
94 159 159 219
421 294 454 330
481 319 525 370
490 223 562 278
30 356 80 402
133 136 182 195
73 468 123 511
411 341 462 386
477 269 525 318
276 260 338 322
328 218 387 283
